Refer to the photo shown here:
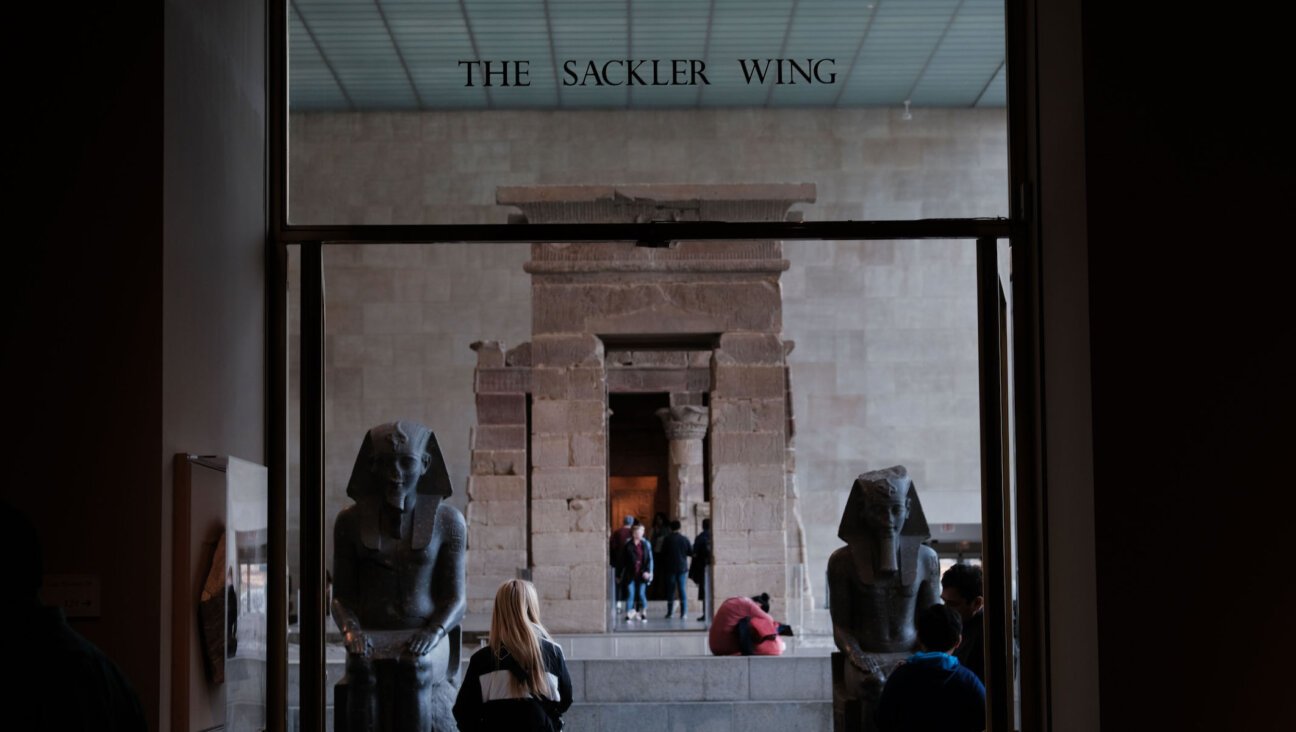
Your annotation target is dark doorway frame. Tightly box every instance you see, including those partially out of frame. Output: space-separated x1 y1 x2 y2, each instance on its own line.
263 0 1090 729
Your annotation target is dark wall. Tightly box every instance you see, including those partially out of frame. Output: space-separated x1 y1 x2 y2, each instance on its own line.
5 3 165 729
4 2 266 730
162 0 267 726
1083 6 1295 730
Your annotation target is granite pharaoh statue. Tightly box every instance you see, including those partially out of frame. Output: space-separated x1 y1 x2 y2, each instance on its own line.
332 421 467 732
827 465 941 731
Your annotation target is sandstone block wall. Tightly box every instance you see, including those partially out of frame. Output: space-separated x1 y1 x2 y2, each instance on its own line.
286 108 1006 603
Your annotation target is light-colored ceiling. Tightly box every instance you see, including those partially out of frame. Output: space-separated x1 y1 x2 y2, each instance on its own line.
290 0 1006 111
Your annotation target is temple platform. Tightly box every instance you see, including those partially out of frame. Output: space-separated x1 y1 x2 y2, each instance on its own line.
289 603 837 731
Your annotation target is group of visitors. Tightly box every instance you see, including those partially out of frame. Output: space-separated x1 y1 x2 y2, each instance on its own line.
874 563 988 732
454 564 988 732
608 514 712 622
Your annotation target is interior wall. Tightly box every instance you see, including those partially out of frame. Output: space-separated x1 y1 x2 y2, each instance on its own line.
5 3 166 729
5 3 266 731
289 108 1006 601
1079 4 1294 731
163 0 267 725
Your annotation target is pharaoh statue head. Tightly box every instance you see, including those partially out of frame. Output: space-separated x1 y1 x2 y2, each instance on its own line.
838 465 931 577
346 421 452 511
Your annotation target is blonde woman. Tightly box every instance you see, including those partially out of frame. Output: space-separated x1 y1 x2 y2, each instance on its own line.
453 579 572 731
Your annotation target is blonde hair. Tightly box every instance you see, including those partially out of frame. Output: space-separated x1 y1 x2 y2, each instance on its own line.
489 579 553 698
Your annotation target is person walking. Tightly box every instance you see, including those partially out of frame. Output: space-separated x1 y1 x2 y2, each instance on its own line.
659 520 692 618
689 518 712 621
453 579 572 732
609 515 635 613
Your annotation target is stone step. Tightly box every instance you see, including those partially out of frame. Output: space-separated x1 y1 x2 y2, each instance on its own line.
563 700 833 731
563 655 833 732
288 636 835 731
551 630 836 659
567 656 832 704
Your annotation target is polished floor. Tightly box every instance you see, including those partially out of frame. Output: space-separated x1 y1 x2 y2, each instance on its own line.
614 599 711 632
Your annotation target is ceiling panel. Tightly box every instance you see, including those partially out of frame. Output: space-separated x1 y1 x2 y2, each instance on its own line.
289 0 1008 111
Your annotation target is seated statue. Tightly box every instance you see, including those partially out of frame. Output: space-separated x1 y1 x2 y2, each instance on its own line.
331 421 467 732
827 466 940 732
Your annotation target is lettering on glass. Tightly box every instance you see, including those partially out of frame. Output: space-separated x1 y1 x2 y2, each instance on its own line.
457 59 836 88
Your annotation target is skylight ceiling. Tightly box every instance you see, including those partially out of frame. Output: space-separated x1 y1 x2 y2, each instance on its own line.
290 0 1005 111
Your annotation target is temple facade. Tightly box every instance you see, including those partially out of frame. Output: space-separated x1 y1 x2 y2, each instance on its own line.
465 184 815 630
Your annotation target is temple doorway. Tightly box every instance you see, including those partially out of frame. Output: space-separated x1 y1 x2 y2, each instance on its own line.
607 391 670 564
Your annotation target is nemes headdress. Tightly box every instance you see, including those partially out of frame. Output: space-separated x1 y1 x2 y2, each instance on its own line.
836 465 932 585
346 420 452 500
837 465 930 542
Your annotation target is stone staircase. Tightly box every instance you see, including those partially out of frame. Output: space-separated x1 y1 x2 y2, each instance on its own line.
289 628 836 731
553 631 834 732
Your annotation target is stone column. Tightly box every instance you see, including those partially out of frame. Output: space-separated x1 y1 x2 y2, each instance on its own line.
528 332 609 633
465 341 530 618
655 405 709 535
709 332 791 621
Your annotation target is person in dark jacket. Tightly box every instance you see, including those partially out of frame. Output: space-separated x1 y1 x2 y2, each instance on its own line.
659 520 693 618
874 603 986 732
689 518 712 621
453 579 572 732
619 523 654 621
941 562 985 682
609 514 635 612
3 500 148 732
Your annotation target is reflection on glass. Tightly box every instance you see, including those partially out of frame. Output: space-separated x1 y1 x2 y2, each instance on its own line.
226 457 269 732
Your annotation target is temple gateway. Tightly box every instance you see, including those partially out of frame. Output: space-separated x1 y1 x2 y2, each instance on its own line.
465 184 817 631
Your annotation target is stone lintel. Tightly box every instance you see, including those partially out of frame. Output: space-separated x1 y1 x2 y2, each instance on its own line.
533 280 783 335
498 183 817 206
524 259 790 275
531 333 605 367
606 367 700 394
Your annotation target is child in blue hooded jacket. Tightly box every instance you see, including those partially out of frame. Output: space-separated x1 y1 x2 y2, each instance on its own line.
875 603 986 732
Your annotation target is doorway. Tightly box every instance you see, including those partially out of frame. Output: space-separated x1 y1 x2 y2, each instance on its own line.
607 392 670 539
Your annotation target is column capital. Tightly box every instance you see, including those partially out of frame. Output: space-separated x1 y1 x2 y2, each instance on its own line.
655 405 709 440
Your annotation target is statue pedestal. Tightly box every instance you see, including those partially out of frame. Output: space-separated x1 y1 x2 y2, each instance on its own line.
333 626 461 732
831 650 908 732
831 652 866 732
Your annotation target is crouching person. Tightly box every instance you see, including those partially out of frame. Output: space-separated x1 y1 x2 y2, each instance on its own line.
708 593 793 656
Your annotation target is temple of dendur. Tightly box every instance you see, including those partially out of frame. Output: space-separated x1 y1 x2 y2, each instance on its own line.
465 183 817 631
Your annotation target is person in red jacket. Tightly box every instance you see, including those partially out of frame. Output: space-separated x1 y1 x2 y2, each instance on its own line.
708 593 792 656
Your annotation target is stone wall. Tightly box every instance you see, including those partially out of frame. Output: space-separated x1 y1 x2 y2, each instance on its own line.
287 108 1006 604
